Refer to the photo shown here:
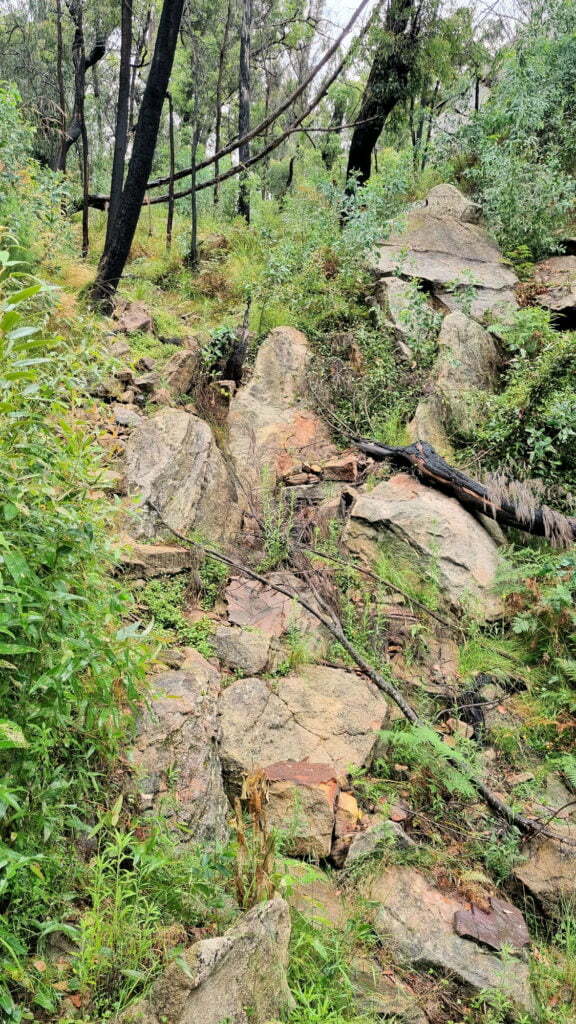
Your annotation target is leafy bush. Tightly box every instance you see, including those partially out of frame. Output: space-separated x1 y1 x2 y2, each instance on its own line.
0 263 146 1017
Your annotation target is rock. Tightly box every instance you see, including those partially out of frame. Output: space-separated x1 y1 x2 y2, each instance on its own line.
134 371 159 393
123 407 240 546
534 255 576 317
136 355 156 372
322 451 360 482
228 327 335 495
432 312 500 436
346 820 415 865
366 867 534 1011
343 473 503 619
120 897 294 1024
454 897 530 951
113 299 153 335
224 571 329 654
264 761 339 858
129 669 229 844
109 338 131 358
375 276 420 345
219 665 389 789
113 403 143 428
424 183 481 223
213 625 271 675
514 827 576 918
331 790 362 865
284 860 348 929
407 396 453 457
351 956 429 1024
373 201 517 321
162 346 200 396
118 536 197 577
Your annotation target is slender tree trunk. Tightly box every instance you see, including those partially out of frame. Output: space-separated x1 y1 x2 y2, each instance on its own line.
214 0 233 205
106 0 132 248
88 0 186 310
345 0 416 190
55 0 67 165
237 0 252 221
56 1 106 173
129 6 152 133
187 121 201 269
320 94 346 170
166 91 176 251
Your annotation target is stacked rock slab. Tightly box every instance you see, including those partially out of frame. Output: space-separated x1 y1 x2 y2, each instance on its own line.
372 183 517 320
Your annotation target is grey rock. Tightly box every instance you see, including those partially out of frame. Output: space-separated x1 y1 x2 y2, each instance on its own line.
366 867 534 1011
351 956 429 1023
515 827 576 919
118 536 197 577
219 665 389 788
433 311 500 435
129 669 229 844
213 624 271 675
343 473 503 619
534 255 576 315
113 403 143 428
424 183 481 223
346 820 416 865
123 407 241 546
120 897 294 1024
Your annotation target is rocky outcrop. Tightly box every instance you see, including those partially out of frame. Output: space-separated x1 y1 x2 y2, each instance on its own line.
213 624 271 675
224 571 329 657
373 186 517 320
351 957 428 1024
228 326 335 496
423 183 481 223
118 535 197 577
534 254 576 318
366 867 534 1011
408 312 500 444
343 473 503 619
123 407 240 545
514 828 576 918
219 665 389 789
264 761 340 858
120 898 294 1024
129 668 230 844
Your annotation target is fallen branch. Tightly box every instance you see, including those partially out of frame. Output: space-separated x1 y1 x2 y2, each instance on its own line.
357 439 576 546
146 501 573 843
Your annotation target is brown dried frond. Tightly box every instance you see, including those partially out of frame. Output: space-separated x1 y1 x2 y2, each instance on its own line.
541 505 575 548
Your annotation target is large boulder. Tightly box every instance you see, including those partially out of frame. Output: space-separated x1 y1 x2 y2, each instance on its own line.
123 407 240 545
228 327 335 496
533 254 576 318
343 473 503 619
213 624 271 675
409 312 500 442
424 183 481 223
366 867 534 1011
120 898 294 1024
514 827 576 919
219 665 389 789
129 668 230 845
373 190 517 320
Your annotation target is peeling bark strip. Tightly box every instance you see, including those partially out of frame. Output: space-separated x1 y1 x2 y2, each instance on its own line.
357 439 576 545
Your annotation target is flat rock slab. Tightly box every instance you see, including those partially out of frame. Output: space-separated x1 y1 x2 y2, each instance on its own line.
123 406 240 545
118 535 196 577
366 867 534 1011
120 897 294 1024
343 473 503 619
373 209 517 320
454 896 530 950
129 669 230 844
228 326 335 496
219 665 389 787
224 571 329 655
515 827 576 918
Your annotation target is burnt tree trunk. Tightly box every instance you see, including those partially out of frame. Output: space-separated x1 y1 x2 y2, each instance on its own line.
214 0 233 205
237 0 252 222
106 0 132 248
357 439 576 545
56 1 106 173
166 91 175 250
55 0 67 162
345 0 416 190
88 0 185 310
321 94 346 170
129 6 152 133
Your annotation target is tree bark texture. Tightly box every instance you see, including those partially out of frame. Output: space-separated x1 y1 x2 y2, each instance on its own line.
214 0 233 205
89 0 186 310
56 1 106 173
165 91 175 250
106 0 132 249
237 0 252 221
346 0 416 189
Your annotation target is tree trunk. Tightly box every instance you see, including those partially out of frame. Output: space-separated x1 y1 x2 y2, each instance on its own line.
166 91 175 250
345 0 416 190
214 0 233 205
88 0 185 311
56 1 106 173
55 0 67 165
237 0 252 222
320 94 346 170
106 0 132 249
186 119 201 269
129 6 152 133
